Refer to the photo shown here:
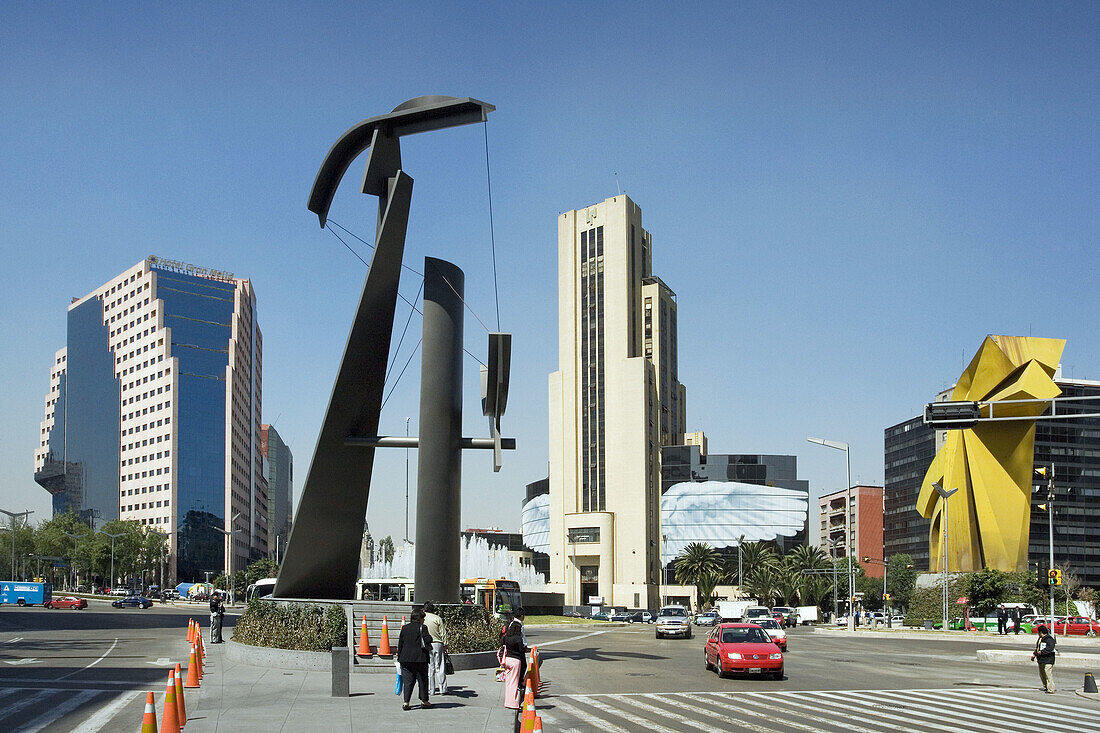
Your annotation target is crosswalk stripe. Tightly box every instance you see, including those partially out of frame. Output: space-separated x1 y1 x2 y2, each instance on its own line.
942 688 1100 727
795 691 962 733
609 694 725 731
726 691 909 733
17 689 100 733
72 690 139 733
547 697 635 733
661 693 811 733
0 689 53 724
901 689 1056 732
582 695 686 733
679 692 828 733
774 693 930 733
871 689 1023 732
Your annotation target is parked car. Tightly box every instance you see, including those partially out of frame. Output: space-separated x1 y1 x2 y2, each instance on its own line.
629 610 655 624
112 595 153 609
655 605 693 639
694 611 720 626
45 596 87 610
109 588 129 597
589 611 611 621
563 609 585 618
890 615 906 626
704 623 784 680
1044 616 1100 636
608 610 633 622
755 617 788 651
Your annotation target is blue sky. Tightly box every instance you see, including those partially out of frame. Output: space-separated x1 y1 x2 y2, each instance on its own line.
2 3 1097 548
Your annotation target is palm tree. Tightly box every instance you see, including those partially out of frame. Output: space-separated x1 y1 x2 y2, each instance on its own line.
776 563 804 606
735 541 778 584
786 545 828 571
745 564 781 606
674 542 723 609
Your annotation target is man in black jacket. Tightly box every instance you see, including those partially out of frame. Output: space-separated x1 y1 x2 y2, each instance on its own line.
1031 624 1056 693
397 609 434 710
996 604 1007 635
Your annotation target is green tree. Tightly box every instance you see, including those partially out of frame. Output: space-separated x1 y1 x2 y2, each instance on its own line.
745 564 781 606
379 536 395 565
246 558 280 586
674 542 724 608
776 562 804 605
885 554 918 610
734 541 778 584
786 545 829 571
967 567 1011 615
34 512 94 588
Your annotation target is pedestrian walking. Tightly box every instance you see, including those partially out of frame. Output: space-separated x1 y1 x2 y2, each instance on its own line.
397 608 434 710
501 608 530 726
1031 624 1057 693
209 592 225 643
423 601 448 695
997 604 1007 634
1011 606 1022 635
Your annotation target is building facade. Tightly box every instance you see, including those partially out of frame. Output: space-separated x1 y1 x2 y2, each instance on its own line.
548 195 685 610
884 377 1100 587
261 424 293 561
818 485 884 578
34 256 266 583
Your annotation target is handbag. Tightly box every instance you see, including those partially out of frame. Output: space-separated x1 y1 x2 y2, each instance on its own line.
394 660 403 695
444 651 455 676
494 646 506 683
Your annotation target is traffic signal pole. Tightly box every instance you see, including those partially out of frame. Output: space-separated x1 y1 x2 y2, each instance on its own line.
1045 466 1055 631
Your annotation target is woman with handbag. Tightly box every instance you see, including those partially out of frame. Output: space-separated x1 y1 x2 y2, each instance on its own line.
500 608 529 718
397 608 434 710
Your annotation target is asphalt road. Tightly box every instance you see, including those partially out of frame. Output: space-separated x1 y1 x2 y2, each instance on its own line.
3 608 1099 732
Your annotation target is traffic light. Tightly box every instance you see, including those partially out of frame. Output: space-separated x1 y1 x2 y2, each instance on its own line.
1048 568 1062 586
925 400 981 428
862 556 871 563
883 593 891 601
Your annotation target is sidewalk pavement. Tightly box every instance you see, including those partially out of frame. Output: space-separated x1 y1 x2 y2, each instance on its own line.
180 640 523 733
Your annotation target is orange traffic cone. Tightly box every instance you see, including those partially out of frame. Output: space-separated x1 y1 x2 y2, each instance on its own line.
532 714 543 733
377 615 393 657
529 646 542 696
520 678 536 731
184 647 201 688
187 619 194 643
141 690 158 733
195 643 203 679
401 615 406 628
356 615 373 657
162 669 181 733
198 631 206 659
173 662 188 728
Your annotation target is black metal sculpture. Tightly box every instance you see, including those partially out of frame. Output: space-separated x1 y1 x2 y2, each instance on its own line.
275 96 509 601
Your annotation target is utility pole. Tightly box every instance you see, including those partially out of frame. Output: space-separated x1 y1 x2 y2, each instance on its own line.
405 416 411 543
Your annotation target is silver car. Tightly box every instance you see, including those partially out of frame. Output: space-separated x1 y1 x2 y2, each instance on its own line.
656 605 693 639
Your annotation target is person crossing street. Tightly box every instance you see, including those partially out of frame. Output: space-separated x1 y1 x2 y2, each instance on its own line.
1031 624 1057 693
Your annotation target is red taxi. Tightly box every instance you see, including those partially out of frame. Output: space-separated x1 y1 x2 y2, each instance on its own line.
704 623 784 680
45 596 88 610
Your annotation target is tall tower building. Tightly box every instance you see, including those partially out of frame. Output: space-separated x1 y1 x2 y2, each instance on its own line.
261 424 294 561
34 256 265 583
549 195 685 610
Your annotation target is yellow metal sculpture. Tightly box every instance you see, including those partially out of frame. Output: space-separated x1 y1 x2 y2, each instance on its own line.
917 335 1065 572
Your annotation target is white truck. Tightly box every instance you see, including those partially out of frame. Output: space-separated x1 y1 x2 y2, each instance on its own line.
715 600 753 622
795 605 819 625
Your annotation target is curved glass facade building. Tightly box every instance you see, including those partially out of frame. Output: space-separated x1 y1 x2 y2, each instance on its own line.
35 256 268 583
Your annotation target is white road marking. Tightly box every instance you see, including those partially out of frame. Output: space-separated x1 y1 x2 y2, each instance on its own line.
71 690 140 733
534 629 614 647
3 637 24 644
793 690 968 733
0 689 52 722
916 687 1100 727
582 696 685 733
679 692 835 733
17 689 100 733
147 657 174 666
545 697 635 733
57 637 118 680
3 658 39 665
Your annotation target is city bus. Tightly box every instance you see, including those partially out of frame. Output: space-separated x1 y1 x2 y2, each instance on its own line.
460 577 521 616
355 577 415 602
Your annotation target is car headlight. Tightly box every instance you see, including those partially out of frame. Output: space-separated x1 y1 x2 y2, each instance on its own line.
769 653 782 660
727 652 741 660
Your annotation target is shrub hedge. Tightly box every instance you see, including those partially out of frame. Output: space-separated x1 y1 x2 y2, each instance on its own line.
232 599 346 651
436 604 501 654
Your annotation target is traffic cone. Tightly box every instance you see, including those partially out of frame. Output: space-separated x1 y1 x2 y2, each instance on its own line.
141 690 158 733
198 631 206 659
187 619 194 643
529 646 542 696
356 615 373 657
184 647 201 688
162 669 181 733
520 678 536 732
377 616 393 657
1085 672 1098 694
402 615 406 627
195 643 203 679
532 714 543 733
173 662 188 728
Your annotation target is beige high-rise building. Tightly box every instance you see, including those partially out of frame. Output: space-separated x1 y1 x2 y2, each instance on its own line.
548 195 685 610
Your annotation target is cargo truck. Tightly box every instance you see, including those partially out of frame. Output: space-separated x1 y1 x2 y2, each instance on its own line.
1 582 53 606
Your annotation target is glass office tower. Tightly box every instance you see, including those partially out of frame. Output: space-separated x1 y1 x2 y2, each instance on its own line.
35 256 265 583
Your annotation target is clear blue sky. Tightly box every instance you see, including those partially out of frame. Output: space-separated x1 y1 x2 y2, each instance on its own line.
2 3 1098 548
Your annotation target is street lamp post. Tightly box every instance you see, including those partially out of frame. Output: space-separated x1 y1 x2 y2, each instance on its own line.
737 534 745 588
808 437 854 631
1 510 34 581
932 482 959 632
62 530 82 590
827 536 841 622
100 531 124 592
213 513 242 605
405 416 411 543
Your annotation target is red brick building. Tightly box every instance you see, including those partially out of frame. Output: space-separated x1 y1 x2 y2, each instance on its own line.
818 485 885 578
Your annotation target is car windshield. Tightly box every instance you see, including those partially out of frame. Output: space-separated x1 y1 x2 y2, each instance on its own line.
659 608 686 617
721 628 770 644
757 619 780 629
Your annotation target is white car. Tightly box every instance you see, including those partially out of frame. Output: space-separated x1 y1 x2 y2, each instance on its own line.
890 615 906 626
754 617 788 650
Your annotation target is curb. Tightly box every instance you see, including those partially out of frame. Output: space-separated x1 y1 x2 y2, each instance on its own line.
976 649 1100 666
226 638 332 671
1074 689 1100 702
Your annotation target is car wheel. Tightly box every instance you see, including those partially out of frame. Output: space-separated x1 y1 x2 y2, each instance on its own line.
17 599 25 607
704 654 712 671
1088 629 1097 638
655 632 661 639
